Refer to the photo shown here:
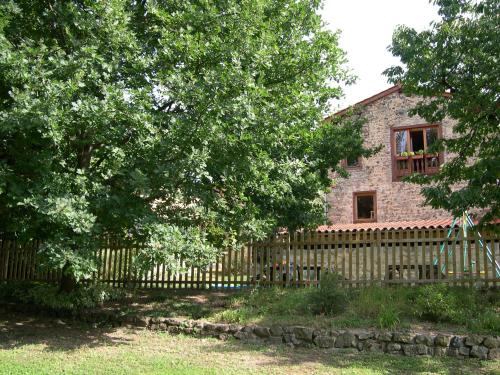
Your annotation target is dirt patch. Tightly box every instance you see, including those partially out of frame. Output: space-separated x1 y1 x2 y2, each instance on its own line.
90 289 237 319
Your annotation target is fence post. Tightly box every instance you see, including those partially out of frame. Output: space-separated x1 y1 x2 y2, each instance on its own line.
2 229 499 288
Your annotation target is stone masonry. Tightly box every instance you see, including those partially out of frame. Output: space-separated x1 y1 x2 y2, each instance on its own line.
133 316 497 360
326 88 456 224
1 304 496 361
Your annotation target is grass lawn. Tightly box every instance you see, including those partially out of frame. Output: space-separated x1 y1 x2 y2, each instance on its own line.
0 315 499 375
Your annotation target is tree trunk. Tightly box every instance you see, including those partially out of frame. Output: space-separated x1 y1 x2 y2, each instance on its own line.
59 262 77 293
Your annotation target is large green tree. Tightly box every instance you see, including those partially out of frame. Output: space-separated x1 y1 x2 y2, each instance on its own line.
0 0 366 288
385 0 499 227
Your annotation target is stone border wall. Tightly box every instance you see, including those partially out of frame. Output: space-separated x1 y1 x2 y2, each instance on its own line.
1 303 498 360
123 315 498 360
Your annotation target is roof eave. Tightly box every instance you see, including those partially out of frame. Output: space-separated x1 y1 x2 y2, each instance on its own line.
325 84 403 121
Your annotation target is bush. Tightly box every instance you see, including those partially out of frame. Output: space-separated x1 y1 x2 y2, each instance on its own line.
411 284 500 334
308 272 348 315
413 284 457 322
0 281 34 301
0 281 125 313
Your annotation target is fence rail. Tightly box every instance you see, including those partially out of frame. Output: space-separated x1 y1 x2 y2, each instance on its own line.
1 227 499 289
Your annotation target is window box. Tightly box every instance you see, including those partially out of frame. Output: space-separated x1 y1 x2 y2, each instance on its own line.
391 124 443 181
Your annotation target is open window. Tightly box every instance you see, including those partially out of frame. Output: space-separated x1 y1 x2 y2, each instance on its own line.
353 191 377 223
391 124 443 181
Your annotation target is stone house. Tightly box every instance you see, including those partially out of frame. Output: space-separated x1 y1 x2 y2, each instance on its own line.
325 84 455 226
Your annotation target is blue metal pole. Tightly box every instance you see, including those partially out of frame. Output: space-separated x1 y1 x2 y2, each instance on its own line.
433 217 458 267
465 214 500 278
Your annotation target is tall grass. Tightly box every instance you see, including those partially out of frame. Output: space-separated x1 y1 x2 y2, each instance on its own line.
1 279 497 334
213 281 499 334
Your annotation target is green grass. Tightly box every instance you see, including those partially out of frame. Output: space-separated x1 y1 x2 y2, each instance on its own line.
1 281 499 335
0 318 498 375
109 283 500 335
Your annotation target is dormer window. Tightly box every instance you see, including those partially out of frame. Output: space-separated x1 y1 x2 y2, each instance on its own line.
391 124 443 181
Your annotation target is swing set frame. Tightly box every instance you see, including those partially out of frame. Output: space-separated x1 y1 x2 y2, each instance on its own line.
433 212 500 278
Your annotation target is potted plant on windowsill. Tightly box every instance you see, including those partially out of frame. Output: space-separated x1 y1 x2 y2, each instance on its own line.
396 151 410 161
396 151 409 159
412 149 424 159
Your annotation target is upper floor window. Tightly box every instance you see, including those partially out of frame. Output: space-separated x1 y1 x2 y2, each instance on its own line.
391 124 443 181
341 156 362 169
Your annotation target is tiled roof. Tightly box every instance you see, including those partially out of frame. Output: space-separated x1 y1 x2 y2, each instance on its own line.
317 218 455 232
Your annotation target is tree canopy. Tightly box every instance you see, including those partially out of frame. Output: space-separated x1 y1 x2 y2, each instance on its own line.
385 0 499 227
0 0 366 283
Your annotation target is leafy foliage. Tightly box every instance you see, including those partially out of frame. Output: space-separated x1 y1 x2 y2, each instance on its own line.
0 1 367 282
123 284 499 334
0 281 124 312
413 284 500 332
384 0 500 227
308 271 348 315
413 283 457 322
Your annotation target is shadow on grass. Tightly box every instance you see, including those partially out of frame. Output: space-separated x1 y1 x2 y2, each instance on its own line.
0 312 497 374
201 337 497 375
0 312 133 352
97 288 237 321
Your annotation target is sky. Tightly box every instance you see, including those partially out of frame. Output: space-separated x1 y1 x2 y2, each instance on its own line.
321 0 440 111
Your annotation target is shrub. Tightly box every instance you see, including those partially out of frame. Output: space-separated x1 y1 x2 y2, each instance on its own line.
0 281 34 301
308 272 348 315
412 284 489 325
413 284 457 322
0 281 125 313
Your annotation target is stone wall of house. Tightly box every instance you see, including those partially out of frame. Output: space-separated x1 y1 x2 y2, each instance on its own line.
326 90 456 224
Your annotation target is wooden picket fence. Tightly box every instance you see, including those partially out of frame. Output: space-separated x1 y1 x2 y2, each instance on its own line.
0 227 499 288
